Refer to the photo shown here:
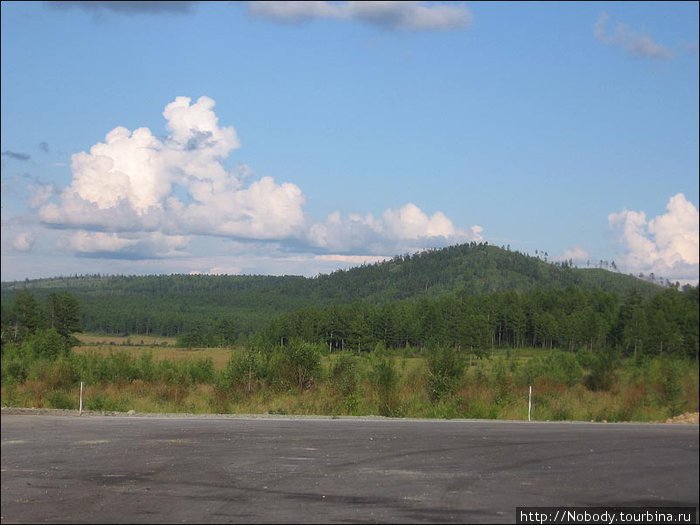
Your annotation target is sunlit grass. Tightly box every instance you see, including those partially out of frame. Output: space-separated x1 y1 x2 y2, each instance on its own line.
76 333 177 347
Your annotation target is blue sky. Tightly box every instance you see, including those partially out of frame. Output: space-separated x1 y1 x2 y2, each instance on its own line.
1 1 698 283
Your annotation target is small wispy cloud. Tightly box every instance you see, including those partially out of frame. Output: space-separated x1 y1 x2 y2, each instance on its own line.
58 231 190 260
557 245 589 265
2 150 31 162
46 1 197 15
594 12 673 60
248 1 473 32
39 142 50 153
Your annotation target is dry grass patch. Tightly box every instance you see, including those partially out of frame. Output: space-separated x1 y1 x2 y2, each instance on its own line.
73 345 234 370
76 333 177 346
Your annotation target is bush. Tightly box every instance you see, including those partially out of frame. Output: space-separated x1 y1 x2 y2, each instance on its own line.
329 352 358 398
184 358 215 384
657 356 685 413
26 329 69 360
371 355 400 417
584 349 619 391
85 393 127 412
279 339 322 390
222 350 266 392
1 344 29 384
47 390 75 410
426 346 465 401
136 352 157 382
517 351 583 387
491 358 514 405
27 358 79 390
106 351 141 383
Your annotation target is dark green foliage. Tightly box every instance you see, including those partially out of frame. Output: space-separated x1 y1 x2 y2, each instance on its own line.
46 292 82 340
329 352 359 398
278 339 323 390
5 290 41 343
658 356 684 413
85 393 127 412
266 285 698 360
371 354 400 416
1 291 81 351
221 349 267 393
583 349 620 391
26 328 70 360
329 352 360 413
491 358 514 405
517 351 584 387
426 346 465 401
2 243 661 341
1 343 30 384
27 357 79 390
70 350 215 386
47 390 75 410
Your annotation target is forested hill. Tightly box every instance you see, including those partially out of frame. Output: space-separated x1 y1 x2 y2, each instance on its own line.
1 243 661 336
312 243 661 302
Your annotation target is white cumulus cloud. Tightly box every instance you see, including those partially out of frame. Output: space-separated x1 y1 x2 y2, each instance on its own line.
594 12 673 60
249 1 472 31
37 95 479 261
609 193 699 283
39 96 306 255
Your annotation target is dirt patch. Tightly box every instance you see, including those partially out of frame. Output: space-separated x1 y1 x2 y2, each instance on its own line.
664 412 699 424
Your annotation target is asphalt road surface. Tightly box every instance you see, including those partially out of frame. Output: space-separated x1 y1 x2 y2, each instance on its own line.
1 413 698 523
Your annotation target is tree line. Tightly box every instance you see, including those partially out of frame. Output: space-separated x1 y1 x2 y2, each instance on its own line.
1 290 82 360
261 286 699 358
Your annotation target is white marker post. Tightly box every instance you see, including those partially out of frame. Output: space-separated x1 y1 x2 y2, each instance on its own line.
528 385 532 422
79 381 83 415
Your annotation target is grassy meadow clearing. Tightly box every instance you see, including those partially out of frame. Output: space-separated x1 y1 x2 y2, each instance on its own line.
2 334 697 423
73 333 231 370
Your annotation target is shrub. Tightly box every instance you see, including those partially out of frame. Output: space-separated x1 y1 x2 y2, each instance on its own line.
516 351 583 388
107 351 140 383
550 352 584 386
279 339 322 390
47 390 75 410
1 344 29 384
657 356 685 413
426 346 465 401
371 355 400 417
222 350 266 392
184 358 215 384
27 329 69 360
584 349 619 391
491 358 514 405
136 352 157 382
329 352 358 398
27 357 79 390
85 392 127 412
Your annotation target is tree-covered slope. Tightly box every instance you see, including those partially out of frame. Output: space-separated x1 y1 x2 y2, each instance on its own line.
1 243 661 336
312 243 661 302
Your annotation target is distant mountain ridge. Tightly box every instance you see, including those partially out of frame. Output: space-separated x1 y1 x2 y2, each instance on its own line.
1 243 661 336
